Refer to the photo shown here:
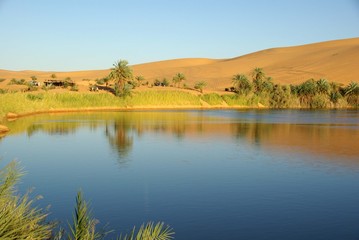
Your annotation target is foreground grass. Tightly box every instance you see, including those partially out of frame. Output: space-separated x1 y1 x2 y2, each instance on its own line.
0 161 174 240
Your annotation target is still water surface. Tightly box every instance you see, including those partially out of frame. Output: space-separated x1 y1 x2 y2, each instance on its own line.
1 110 359 239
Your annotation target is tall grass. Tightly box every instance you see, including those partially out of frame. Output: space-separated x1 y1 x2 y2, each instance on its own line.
222 94 257 106
0 92 127 118
200 93 223 105
0 161 53 239
127 90 201 106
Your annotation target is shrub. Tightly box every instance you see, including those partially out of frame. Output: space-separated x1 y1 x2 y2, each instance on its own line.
42 84 55 91
154 79 162 86
310 94 330 108
8 78 26 85
329 91 342 104
162 78 170 87
70 84 79 91
0 78 6 83
95 78 105 85
269 84 291 108
0 89 8 94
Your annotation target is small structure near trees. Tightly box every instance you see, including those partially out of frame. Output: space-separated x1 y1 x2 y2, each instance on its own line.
44 79 75 87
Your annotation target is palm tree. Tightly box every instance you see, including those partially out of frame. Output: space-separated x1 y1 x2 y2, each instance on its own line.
172 73 186 88
108 60 133 96
194 81 207 93
251 67 266 93
344 81 359 106
232 74 252 95
316 78 330 94
298 79 317 105
344 81 359 96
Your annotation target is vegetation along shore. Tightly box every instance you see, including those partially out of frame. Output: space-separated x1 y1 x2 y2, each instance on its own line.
1 61 358 122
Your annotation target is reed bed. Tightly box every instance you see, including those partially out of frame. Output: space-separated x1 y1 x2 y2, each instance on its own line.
129 90 201 106
0 92 126 118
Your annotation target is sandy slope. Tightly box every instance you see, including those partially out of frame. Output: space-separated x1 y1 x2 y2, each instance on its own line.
0 37 358 91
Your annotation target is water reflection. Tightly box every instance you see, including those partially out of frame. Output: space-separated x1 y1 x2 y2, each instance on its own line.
3 110 359 164
105 117 133 160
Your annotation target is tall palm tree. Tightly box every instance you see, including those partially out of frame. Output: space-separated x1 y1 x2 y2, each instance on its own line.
172 73 186 88
109 60 133 96
232 74 252 95
251 67 266 93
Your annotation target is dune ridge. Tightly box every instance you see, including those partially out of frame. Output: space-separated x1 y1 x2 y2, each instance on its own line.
0 37 358 91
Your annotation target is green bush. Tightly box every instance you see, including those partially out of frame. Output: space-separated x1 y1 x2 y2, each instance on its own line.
269 84 291 108
42 84 56 91
8 78 26 85
162 78 170 87
0 89 8 94
310 94 330 108
70 84 79 91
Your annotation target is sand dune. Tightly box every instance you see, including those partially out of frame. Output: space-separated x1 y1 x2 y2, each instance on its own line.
1 37 358 91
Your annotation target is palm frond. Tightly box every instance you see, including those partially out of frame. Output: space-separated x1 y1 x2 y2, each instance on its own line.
68 190 101 240
118 222 174 240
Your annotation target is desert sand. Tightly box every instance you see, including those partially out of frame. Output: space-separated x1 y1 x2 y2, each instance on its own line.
0 37 358 91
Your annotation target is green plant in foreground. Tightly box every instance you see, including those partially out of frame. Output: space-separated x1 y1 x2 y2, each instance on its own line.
68 191 101 240
118 222 174 240
0 161 52 239
0 161 174 240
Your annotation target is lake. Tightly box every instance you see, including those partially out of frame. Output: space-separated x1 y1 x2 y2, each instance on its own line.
1 109 359 239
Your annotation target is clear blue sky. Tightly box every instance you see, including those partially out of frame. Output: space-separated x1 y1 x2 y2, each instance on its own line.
0 0 358 71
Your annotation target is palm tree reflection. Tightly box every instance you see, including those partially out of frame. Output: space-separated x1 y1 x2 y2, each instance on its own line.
105 119 133 165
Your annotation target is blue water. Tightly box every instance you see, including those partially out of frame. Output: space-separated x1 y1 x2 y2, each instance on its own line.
0 110 359 239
